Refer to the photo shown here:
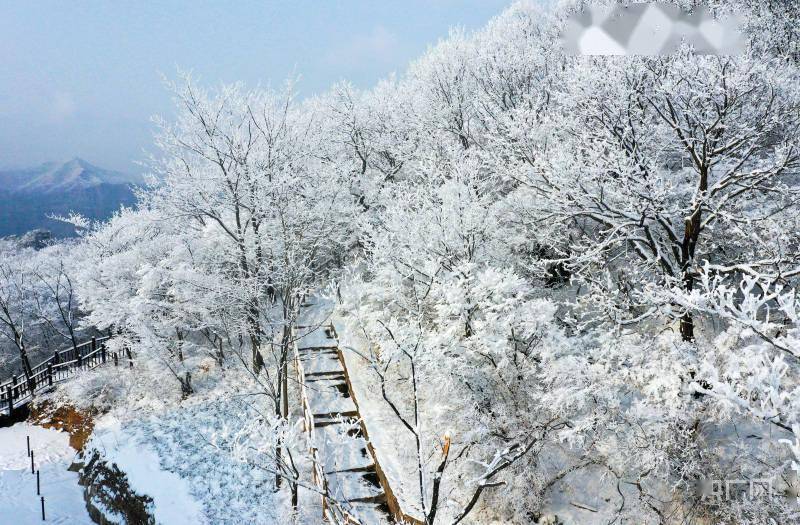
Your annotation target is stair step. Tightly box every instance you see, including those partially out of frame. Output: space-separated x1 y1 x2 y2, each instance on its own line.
305 370 345 378
314 410 359 420
303 377 349 389
305 375 347 384
350 501 394 524
314 415 360 428
327 465 377 474
347 493 388 505
298 348 339 356
315 419 345 428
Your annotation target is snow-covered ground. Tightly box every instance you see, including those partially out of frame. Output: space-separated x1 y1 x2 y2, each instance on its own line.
88 416 206 525
73 364 293 525
0 422 92 524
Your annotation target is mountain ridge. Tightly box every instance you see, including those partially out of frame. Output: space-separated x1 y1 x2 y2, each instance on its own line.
0 158 145 195
0 158 141 238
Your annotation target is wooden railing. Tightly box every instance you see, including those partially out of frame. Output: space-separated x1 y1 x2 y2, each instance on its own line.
292 325 335 521
0 335 126 417
336 343 425 525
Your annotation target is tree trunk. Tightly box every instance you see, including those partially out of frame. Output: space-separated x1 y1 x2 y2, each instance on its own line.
248 302 264 374
275 318 293 490
216 339 225 367
680 260 696 342
281 325 290 419
179 372 193 399
274 395 283 490
18 340 33 382
678 165 708 342
679 312 694 342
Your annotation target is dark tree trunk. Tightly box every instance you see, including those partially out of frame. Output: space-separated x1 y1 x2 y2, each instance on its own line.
679 312 695 342
678 165 708 342
179 372 193 398
18 342 33 382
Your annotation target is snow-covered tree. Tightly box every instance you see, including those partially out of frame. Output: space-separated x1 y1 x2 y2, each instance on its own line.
514 49 800 340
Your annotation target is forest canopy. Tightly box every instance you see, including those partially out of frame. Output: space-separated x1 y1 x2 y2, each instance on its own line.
3 1 800 523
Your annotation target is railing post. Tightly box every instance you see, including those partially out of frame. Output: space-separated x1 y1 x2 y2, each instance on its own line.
101 341 107 363
76 346 83 369
53 351 59 365
47 364 53 387
5 384 12 415
92 336 97 353
113 352 118 367
126 348 133 368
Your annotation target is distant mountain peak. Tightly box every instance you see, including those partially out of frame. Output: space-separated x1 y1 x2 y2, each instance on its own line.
0 159 141 238
62 157 105 171
64 157 91 168
0 158 144 194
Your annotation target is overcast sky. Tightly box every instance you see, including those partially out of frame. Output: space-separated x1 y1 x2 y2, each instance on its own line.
0 1 544 173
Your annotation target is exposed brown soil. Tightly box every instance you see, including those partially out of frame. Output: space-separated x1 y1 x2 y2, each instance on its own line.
28 401 97 451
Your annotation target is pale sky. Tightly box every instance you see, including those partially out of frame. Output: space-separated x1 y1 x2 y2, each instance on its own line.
0 1 542 173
